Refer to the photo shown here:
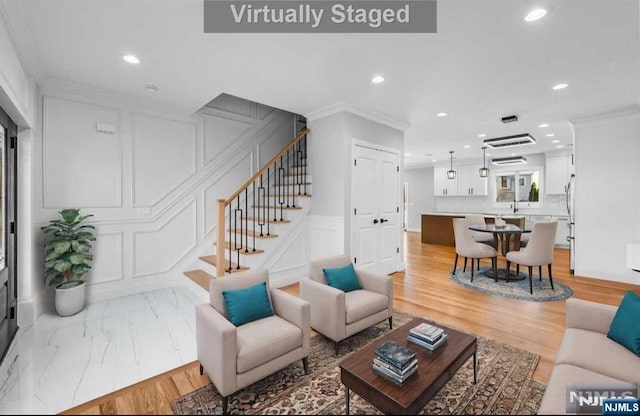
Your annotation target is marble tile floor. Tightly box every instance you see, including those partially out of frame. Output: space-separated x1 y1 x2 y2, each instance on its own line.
0 284 208 414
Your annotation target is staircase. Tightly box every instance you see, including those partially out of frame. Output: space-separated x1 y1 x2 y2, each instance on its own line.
184 128 310 287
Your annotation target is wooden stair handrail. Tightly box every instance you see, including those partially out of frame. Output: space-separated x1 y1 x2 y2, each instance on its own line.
216 127 308 277
224 128 308 204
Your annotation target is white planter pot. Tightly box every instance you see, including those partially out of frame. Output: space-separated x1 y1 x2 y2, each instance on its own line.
55 280 86 316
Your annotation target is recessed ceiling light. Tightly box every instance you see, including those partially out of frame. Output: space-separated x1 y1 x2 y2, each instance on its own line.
539 123 549 128
478 134 486 138
144 84 159 92
511 153 516 156
432 159 437 162
437 112 448 117
404 153 411 157
552 83 568 90
486 153 491 156
552 139 560 143
463 145 470 149
546 133 555 137
123 54 140 64
524 8 548 22
371 75 385 84
556 145 564 148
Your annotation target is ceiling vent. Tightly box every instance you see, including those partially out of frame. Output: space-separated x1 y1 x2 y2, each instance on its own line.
484 133 536 149
491 155 528 165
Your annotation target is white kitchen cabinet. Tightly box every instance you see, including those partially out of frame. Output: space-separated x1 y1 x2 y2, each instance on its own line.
433 166 458 196
457 164 488 196
545 154 572 195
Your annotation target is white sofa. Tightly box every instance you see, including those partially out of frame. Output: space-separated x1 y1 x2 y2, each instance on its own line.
538 298 640 414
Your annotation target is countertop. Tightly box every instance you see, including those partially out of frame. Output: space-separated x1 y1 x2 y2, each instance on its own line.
421 211 569 219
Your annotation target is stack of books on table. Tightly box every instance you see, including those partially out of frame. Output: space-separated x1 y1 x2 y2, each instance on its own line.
407 322 448 351
372 341 418 384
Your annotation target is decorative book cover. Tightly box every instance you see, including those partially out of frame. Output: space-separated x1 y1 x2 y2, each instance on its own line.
375 341 416 368
408 332 449 351
373 357 418 376
410 323 444 341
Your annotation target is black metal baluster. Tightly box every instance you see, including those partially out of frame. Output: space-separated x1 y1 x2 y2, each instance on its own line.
252 182 257 249
228 203 232 272
259 174 265 236
235 196 242 268
286 149 291 208
244 189 249 254
267 167 272 233
297 142 303 196
278 157 285 221
303 134 308 195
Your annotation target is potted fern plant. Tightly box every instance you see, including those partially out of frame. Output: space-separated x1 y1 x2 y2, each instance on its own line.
41 209 96 316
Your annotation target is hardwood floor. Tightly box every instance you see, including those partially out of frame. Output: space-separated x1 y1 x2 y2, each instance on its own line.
63 231 639 415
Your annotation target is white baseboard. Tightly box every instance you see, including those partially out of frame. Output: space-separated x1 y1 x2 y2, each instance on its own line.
574 268 640 285
405 228 420 233
17 300 34 327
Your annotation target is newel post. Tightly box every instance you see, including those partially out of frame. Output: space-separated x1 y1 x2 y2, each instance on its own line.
216 199 226 277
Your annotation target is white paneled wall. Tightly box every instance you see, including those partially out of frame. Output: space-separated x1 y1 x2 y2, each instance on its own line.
30 85 298 317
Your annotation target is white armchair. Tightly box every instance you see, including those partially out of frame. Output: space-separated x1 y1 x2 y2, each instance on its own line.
300 255 393 355
196 270 310 414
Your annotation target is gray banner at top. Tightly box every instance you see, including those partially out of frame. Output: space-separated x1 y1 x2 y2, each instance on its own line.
204 0 437 33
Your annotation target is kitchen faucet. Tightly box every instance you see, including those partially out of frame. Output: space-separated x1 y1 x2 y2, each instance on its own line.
511 199 518 213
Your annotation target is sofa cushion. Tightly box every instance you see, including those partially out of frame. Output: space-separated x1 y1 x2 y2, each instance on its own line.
555 328 640 383
323 263 362 292
345 290 388 324
607 291 640 356
222 281 274 327
236 315 302 374
538 364 634 415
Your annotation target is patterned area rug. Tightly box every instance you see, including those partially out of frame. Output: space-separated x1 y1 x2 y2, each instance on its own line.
451 266 573 302
172 311 545 415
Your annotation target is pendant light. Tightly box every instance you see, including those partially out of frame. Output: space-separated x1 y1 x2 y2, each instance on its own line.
447 151 456 179
479 146 489 177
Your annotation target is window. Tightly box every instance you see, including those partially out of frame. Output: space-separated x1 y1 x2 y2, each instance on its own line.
495 169 541 206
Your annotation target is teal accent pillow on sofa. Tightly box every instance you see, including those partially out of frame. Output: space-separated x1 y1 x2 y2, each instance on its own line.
222 281 274 327
607 291 640 356
323 263 362 292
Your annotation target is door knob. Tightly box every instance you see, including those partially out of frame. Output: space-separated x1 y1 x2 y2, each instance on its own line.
380 218 389 223
373 219 379 224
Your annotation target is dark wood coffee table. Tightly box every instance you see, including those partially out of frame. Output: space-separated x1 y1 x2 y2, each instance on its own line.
339 317 477 415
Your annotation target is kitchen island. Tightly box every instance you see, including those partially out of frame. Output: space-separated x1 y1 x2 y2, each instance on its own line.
421 212 570 247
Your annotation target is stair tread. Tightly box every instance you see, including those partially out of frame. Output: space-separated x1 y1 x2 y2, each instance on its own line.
243 217 291 224
252 205 303 210
227 229 279 238
200 255 250 272
215 241 265 254
184 270 213 291
267 194 311 198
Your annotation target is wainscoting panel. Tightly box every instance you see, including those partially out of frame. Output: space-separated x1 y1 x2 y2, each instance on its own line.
89 232 123 284
132 201 197 278
308 215 345 261
203 114 254 165
132 114 197 207
42 96 122 208
203 154 252 235
266 222 308 288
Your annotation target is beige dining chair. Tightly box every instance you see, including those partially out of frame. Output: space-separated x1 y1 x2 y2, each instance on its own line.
505 221 558 294
465 215 497 249
452 218 498 282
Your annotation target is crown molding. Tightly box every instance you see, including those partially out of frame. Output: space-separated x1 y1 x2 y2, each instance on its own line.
305 101 411 131
570 105 640 128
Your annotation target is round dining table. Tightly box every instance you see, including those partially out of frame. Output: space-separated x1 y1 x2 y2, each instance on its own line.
468 223 531 280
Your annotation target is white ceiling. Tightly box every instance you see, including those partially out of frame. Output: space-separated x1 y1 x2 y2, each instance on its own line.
6 0 640 166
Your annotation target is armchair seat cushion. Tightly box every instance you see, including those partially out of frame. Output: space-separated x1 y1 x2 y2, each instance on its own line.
345 290 388 325
236 315 302 373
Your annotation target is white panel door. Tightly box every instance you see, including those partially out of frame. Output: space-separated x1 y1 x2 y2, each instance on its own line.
353 144 400 274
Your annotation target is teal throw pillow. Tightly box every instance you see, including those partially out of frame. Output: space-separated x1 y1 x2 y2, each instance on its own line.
222 281 274 327
607 291 640 356
323 263 362 292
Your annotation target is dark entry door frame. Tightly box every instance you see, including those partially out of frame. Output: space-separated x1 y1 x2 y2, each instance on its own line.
0 104 18 365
